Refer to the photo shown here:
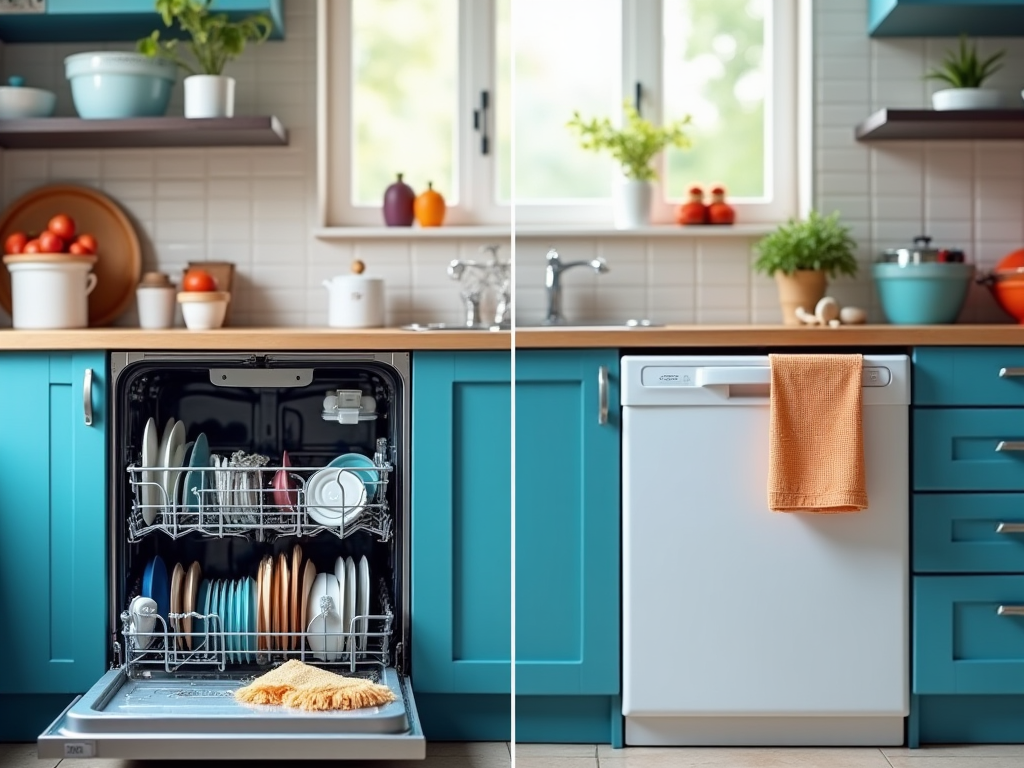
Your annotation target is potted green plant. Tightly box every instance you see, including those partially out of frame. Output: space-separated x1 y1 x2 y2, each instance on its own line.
754 210 858 326
926 35 1005 110
138 0 272 118
567 101 690 229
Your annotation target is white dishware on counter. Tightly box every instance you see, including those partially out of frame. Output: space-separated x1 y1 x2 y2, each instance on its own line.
323 260 385 328
136 272 177 329
178 291 230 330
3 254 98 329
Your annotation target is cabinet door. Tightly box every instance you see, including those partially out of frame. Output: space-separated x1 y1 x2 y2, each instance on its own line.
914 409 1024 491
515 350 620 696
411 352 511 694
0 352 107 694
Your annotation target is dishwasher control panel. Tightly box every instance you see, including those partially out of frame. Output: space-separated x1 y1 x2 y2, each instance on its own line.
639 365 892 388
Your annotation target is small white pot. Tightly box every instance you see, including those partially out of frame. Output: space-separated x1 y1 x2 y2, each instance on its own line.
4 256 97 329
178 291 230 330
931 88 1002 110
184 74 235 118
136 286 177 329
323 275 385 328
614 178 652 229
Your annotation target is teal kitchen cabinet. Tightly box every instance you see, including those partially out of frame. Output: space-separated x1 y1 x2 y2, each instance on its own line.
0 0 283 43
0 352 107 741
910 346 1024 747
870 0 1024 36
411 351 511 741
515 350 622 746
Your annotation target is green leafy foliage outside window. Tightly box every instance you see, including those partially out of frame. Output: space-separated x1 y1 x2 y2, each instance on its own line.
567 102 691 182
754 210 858 278
926 35 1004 89
138 0 272 77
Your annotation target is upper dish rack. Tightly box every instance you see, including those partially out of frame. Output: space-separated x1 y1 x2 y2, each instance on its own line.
126 438 394 543
120 579 394 676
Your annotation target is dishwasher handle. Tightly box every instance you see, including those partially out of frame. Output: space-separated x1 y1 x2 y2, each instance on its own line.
696 366 892 388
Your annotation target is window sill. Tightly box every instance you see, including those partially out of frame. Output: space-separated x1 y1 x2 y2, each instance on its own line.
314 226 511 240
514 224 776 238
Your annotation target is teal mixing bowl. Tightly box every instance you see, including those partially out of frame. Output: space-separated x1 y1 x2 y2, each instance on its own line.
872 262 974 324
65 52 177 119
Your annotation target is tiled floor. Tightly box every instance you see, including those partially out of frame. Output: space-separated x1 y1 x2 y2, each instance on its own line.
5 743 1024 767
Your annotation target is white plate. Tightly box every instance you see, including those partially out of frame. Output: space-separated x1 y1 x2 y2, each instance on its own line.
140 417 159 525
307 573 342 662
306 467 366 527
334 557 346 656
357 555 370 651
160 420 186 519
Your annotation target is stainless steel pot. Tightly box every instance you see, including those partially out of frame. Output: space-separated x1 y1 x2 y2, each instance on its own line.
879 236 965 266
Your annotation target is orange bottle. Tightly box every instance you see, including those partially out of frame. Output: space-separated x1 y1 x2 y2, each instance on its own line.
414 182 447 227
707 186 735 225
676 186 707 225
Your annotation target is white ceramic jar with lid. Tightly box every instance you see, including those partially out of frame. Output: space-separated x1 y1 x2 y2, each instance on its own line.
323 260 385 328
3 253 97 329
136 272 177 329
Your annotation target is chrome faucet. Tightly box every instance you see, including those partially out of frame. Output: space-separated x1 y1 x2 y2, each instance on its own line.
447 244 510 328
543 248 609 325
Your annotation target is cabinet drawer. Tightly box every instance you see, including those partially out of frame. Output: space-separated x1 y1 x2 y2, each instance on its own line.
915 494 1024 573
914 348 1024 406
915 576 1024 694
914 409 1024 491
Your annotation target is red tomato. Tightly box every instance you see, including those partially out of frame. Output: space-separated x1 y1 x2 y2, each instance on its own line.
23 239 41 254
38 230 64 253
69 242 89 256
75 234 97 254
183 269 218 292
47 214 75 241
4 232 28 254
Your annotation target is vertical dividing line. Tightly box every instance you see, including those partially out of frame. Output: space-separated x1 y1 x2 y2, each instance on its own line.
508 0 516 758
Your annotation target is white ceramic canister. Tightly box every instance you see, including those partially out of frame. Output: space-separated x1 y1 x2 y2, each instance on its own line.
3 254 98 329
323 267 385 328
183 74 235 118
136 271 177 329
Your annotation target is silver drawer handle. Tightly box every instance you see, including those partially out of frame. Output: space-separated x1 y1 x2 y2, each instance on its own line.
999 367 1024 378
598 366 609 426
997 605 1024 616
997 523 1024 534
83 368 93 426
995 441 1024 452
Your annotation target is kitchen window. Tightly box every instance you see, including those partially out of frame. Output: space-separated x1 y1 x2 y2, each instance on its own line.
319 0 510 227
512 0 798 225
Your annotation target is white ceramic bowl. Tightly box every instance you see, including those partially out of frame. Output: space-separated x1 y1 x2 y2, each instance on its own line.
306 467 366 527
0 83 56 118
932 87 1002 110
177 291 229 330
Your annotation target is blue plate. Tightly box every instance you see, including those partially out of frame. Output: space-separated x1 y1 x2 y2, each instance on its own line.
328 453 381 500
141 555 170 619
183 433 209 515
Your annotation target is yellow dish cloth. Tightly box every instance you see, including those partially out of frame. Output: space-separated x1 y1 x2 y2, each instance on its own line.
767 353 867 513
235 659 397 711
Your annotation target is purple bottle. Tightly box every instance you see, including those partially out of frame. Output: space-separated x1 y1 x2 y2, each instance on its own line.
383 173 416 226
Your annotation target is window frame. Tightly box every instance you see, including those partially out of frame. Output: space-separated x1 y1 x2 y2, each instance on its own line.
512 0 798 225
318 0 508 228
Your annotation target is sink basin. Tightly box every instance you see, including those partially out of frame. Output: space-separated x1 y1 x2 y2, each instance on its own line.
402 323 508 332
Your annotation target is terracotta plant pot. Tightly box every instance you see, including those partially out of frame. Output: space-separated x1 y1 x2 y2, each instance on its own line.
774 270 827 326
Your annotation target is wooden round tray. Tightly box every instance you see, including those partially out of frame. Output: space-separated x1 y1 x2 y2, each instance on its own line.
0 184 142 326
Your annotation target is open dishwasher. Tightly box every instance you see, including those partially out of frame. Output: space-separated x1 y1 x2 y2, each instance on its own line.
39 351 425 761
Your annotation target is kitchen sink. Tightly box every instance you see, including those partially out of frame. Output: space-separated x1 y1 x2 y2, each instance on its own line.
402 323 508 331
519 319 662 329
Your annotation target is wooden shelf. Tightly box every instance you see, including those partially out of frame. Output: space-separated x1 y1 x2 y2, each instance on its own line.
856 108 1024 141
0 116 288 149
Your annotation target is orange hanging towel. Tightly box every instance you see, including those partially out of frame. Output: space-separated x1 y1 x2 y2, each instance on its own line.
767 354 867 513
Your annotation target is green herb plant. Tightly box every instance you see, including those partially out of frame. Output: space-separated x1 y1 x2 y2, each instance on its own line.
138 0 272 76
925 35 1004 89
754 210 858 278
567 101 691 182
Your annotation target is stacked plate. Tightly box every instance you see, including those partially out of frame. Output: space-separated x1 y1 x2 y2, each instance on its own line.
191 573 257 661
138 417 211 526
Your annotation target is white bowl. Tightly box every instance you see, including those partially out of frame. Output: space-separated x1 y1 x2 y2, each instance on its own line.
177 291 229 330
0 84 56 119
306 467 366 527
932 87 1002 110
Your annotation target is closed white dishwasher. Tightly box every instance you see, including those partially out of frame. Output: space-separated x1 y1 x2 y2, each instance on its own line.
621 355 909 746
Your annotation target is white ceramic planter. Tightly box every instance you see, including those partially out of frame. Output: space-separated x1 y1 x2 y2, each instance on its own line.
323 275 385 328
932 87 1002 110
184 74 235 118
614 179 652 229
4 256 97 329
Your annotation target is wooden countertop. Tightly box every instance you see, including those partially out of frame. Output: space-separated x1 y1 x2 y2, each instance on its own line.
0 327 511 351
514 324 1024 348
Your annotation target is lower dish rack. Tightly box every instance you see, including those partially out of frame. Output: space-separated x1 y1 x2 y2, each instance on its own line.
122 578 394 676
127 438 394 543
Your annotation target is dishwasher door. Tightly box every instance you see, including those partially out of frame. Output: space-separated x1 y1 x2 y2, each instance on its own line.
620 355 910 746
38 666 424 761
